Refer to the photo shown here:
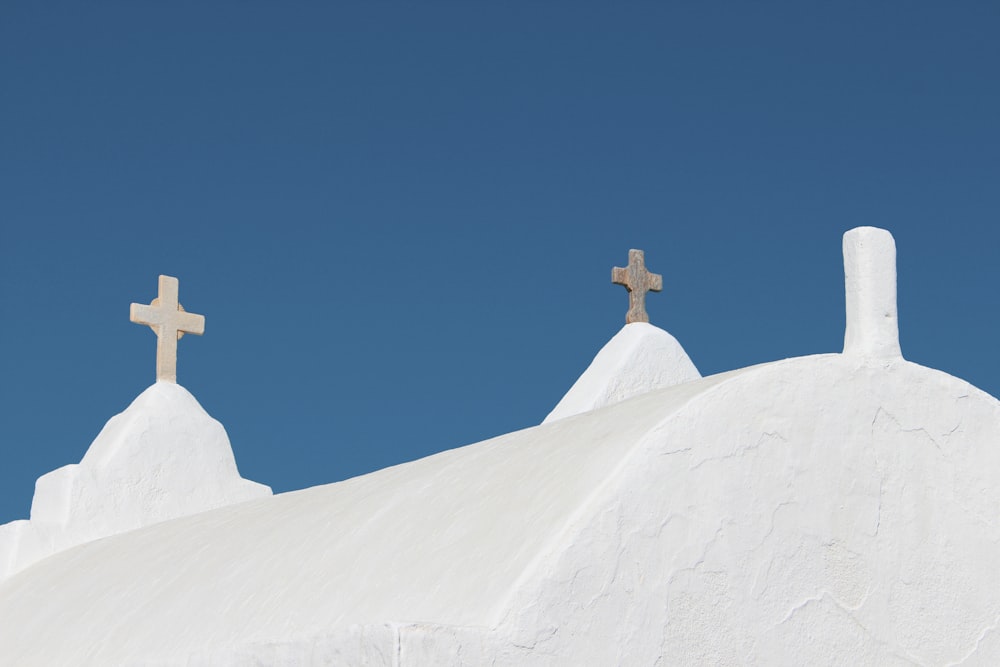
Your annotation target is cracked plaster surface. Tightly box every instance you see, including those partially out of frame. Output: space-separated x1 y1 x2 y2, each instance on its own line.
495 355 1000 665
2 354 999 665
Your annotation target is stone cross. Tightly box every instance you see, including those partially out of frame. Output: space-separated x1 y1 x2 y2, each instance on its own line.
842 227 902 360
130 275 205 383
612 249 663 324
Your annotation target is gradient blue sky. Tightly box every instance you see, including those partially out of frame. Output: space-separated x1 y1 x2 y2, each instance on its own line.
2 3 998 523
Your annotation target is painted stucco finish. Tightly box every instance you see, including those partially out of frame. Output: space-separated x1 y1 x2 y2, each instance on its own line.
543 321 700 424
0 382 270 581
503 355 1000 665
843 226 903 361
2 226 997 664
1 353 997 665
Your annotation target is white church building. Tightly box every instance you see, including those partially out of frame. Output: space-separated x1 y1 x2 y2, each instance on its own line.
1 227 998 665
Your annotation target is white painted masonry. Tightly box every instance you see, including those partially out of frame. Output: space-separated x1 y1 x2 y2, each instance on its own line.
0 382 270 581
543 321 701 423
2 354 997 665
1 227 998 665
843 226 903 361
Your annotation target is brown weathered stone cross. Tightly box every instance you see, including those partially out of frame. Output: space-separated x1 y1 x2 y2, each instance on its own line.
612 249 663 324
130 275 205 383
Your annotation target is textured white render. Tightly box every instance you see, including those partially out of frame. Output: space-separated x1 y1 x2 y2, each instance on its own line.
3 227 999 665
0 382 270 581
543 321 701 423
843 227 903 361
2 353 999 665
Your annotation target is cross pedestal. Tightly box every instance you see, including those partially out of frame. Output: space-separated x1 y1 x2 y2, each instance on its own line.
130 275 205 383
612 249 663 324
842 227 902 360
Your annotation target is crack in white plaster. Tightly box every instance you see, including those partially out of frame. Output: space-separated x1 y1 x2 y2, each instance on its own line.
665 525 726 592
946 614 1000 666
777 590 923 665
510 625 558 651
750 501 798 552
661 446 692 456
688 431 787 472
877 404 1000 532
874 406 949 456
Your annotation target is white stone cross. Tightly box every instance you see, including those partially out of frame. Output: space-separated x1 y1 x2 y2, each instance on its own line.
612 249 663 324
130 275 205 383
842 227 902 360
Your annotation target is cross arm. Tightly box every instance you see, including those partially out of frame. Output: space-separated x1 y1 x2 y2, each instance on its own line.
130 302 164 327
176 311 206 337
611 266 630 289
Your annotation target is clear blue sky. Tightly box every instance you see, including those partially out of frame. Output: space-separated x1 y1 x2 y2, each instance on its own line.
1 3 998 523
